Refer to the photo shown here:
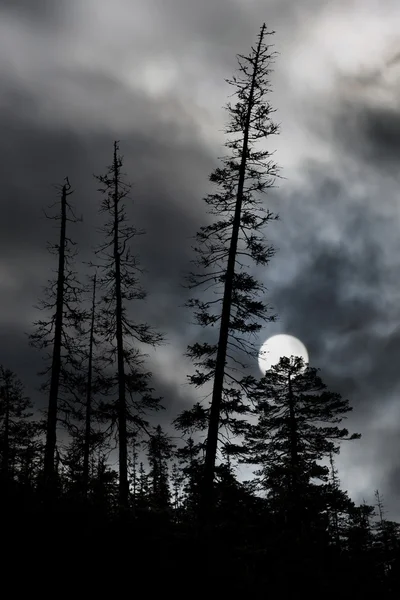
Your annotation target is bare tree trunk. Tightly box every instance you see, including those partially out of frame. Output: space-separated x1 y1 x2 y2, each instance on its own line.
83 273 97 498
288 373 301 540
201 24 266 523
112 143 129 509
43 179 71 490
288 374 298 486
375 490 390 575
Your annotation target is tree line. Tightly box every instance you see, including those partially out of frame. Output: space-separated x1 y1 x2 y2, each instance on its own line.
1 23 399 595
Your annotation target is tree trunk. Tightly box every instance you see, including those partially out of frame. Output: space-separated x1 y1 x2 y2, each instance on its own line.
113 143 129 509
43 179 70 491
201 24 266 524
288 372 301 539
288 374 298 484
83 273 97 498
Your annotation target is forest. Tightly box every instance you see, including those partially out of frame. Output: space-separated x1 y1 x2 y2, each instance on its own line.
1 23 399 595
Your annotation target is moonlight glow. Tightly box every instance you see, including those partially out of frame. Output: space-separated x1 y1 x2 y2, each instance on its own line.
258 334 309 375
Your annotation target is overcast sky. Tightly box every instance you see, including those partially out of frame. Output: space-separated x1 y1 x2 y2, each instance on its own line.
1 0 400 518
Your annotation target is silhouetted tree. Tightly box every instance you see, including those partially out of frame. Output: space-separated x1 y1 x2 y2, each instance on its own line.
344 500 378 590
29 178 83 494
174 406 207 519
82 272 97 496
17 432 43 490
0 366 34 486
171 462 184 516
183 23 279 522
237 356 360 542
59 269 111 502
62 434 85 499
214 460 252 526
373 489 400 585
94 141 163 509
324 451 353 549
90 453 119 516
129 436 140 509
146 425 175 512
136 462 150 511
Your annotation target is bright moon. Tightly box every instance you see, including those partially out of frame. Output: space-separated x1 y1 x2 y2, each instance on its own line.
258 334 309 374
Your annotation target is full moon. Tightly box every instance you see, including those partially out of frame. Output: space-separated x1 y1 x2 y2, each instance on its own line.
258 334 309 374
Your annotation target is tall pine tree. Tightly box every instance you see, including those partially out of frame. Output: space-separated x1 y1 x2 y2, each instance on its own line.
29 178 83 495
0 366 34 486
94 141 163 509
183 23 279 522
146 425 175 512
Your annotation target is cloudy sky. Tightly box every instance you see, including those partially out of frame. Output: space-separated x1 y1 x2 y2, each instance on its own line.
1 0 400 517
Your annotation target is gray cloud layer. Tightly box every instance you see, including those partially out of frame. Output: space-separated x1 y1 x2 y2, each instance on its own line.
1 0 400 517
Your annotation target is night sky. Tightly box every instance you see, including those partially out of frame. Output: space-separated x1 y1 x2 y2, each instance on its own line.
1 0 400 518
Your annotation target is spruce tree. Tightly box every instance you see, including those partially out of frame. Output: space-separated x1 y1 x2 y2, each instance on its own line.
91 453 119 516
29 178 83 494
171 462 184 516
238 356 360 539
77 271 110 498
60 269 111 501
183 23 279 521
82 272 97 497
325 452 353 549
146 425 175 512
94 141 163 509
174 406 207 520
136 462 150 511
175 436 204 521
373 490 400 582
345 500 377 590
130 437 140 509
0 366 34 486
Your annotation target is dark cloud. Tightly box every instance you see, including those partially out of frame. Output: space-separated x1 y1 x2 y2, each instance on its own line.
364 105 400 158
269 164 400 397
333 101 400 170
0 0 64 22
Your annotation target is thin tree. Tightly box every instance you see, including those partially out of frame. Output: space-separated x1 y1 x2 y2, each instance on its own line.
61 269 110 500
374 489 396 578
29 178 83 493
0 366 33 485
328 452 341 545
171 462 184 515
174 405 207 519
82 271 97 497
94 141 163 509
130 437 140 508
146 425 175 512
136 462 150 510
184 23 279 520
